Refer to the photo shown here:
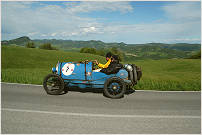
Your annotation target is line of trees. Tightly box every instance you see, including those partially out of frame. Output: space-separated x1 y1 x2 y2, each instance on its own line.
80 47 124 61
25 42 57 50
39 43 57 50
188 51 201 59
80 47 105 56
25 42 35 48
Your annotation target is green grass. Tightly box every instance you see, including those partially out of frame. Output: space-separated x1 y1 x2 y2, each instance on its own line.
1 68 48 84
129 59 201 91
1 45 105 85
1 45 201 91
2 45 106 69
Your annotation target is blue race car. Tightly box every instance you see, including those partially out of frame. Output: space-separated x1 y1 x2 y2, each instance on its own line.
43 60 142 98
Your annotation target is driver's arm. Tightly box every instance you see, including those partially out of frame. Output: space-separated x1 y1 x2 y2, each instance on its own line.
98 59 111 68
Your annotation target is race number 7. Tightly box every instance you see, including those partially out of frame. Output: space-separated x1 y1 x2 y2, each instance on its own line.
66 67 69 72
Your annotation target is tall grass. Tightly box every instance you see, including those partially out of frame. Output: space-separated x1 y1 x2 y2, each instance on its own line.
129 59 201 91
134 79 200 91
1 69 49 85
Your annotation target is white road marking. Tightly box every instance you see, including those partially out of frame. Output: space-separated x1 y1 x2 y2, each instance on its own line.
1 82 200 93
2 108 200 119
136 90 201 93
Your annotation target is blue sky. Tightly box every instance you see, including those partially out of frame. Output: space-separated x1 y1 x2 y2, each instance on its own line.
1 1 201 44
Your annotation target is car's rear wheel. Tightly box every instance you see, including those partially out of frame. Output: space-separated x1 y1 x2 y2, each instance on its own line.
104 77 126 99
43 74 64 95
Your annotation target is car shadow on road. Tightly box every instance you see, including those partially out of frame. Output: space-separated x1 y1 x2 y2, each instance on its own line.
63 87 135 96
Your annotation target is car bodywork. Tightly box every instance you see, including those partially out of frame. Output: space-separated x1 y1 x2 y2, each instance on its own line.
44 61 142 98
52 61 130 88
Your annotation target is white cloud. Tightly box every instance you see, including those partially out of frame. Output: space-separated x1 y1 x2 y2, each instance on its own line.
158 2 201 43
2 1 101 40
51 33 57 37
2 1 132 40
85 26 95 31
1 1 201 44
64 1 133 14
162 2 201 23
27 32 38 36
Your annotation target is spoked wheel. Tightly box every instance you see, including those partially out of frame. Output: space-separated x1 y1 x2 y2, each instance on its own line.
104 77 126 99
43 74 64 95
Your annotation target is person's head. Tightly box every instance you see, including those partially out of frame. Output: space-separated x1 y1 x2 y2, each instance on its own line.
106 52 112 61
111 55 119 63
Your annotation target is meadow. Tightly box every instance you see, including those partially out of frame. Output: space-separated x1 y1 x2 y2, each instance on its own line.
1 45 201 91
1 45 105 84
131 59 201 91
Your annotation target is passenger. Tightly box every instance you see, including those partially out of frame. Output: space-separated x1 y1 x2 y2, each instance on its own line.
100 55 123 75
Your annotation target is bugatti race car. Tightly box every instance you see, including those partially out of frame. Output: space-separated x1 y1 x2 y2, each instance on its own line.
43 61 142 99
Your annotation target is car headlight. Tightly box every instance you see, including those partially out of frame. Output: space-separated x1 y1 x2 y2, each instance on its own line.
56 64 58 72
124 64 133 72
52 67 57 73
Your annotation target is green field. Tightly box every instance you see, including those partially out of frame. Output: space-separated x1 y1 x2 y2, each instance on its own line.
1 45 201 91
131 59 201 91
1 46 105 85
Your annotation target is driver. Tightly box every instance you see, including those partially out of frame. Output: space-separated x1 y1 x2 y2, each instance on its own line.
93 52 112 72
94 52 112 69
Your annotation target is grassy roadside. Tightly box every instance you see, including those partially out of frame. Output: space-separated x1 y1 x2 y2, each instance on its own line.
131 59 201 91
1 45 201 91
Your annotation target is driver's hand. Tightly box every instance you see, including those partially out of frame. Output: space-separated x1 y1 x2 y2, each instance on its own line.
93 60 96 62
94 60 98 65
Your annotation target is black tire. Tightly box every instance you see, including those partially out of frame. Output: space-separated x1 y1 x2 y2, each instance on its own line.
132 64 138 84
43 74 65 95
104 77 126 99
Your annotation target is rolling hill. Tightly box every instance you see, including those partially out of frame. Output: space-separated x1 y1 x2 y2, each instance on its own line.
2 36 31 46
2 36 201 60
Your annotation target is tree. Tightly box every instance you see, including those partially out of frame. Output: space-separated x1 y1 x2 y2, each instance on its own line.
96 49 105 56
39 43 57 50
25 42 35 48
80 47 96 54
188 51 201 59
110 47 124 61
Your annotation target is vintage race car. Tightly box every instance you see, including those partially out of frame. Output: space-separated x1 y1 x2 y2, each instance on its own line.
43 61 142 98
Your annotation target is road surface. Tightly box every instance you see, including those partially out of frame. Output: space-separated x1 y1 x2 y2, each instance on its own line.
1 83 201 134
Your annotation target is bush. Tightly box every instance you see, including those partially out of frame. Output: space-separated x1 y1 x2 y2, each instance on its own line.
25 42 35 48
110 47 124 61
188 51 201 59
80 47 124 61
39 43 57 50
80 47 97 54
96 49 105 56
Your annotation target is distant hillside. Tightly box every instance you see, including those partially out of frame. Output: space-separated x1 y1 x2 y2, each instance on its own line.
2 36 31 46
32 39 201 54
2 36 201 60
123 45 190 60
33 39 124 50
161 43 201 52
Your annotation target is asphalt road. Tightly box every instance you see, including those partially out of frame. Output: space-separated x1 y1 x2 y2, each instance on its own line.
1 83 201 134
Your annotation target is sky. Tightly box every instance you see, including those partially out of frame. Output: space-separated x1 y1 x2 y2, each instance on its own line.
1 1 201 44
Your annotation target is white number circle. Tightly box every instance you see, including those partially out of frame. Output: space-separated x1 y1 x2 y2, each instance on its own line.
62 63 75 76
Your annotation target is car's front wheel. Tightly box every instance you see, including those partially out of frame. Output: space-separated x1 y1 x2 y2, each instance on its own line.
104 77 126 99
43 74 64 95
